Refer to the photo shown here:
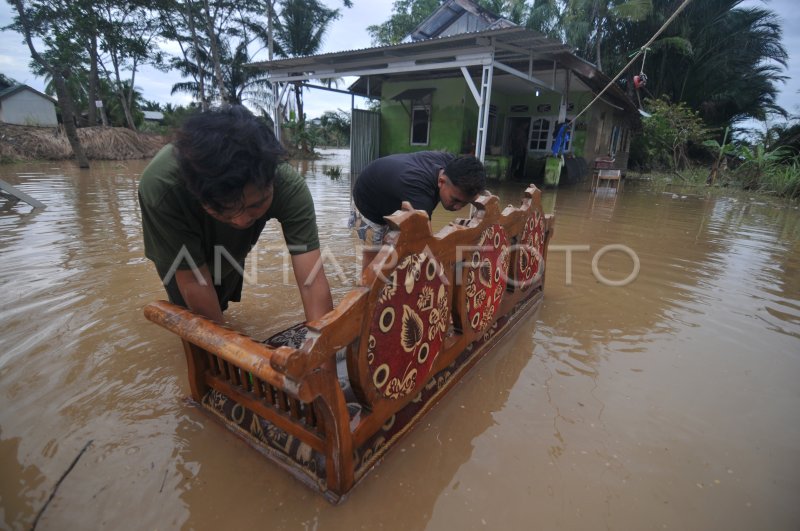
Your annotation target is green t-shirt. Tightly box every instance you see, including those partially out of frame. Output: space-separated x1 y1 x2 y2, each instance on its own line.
138 144 320 286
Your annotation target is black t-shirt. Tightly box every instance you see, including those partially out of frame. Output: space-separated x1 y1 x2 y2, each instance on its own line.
353 151 455 225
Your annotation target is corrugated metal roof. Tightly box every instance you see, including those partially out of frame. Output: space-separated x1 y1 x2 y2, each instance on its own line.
248 26 637 118
143 111 165 121
248 26 573 75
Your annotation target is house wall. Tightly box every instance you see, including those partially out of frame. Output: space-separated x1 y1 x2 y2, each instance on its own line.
379 75 633 180
380 78 469 156
498 88 633 177
583 106 632 170
0 89 57 126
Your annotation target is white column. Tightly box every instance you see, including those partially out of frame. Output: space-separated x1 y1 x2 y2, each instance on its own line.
474 64 494 162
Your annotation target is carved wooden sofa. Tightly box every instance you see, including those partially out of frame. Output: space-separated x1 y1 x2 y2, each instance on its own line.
144 185 554 503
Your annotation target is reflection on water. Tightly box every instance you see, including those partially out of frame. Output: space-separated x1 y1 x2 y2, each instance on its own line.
1 150 799 530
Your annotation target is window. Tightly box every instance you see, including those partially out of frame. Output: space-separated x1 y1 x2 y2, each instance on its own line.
529 118 551 151
622 127 631 152
610 125 621 156
595 112 606 152
411 105 430 145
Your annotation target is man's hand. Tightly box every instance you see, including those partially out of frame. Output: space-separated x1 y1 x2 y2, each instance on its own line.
291 249 333 322
174 265 225 323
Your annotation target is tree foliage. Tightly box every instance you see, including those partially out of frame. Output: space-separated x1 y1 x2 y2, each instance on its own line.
312 109 351 147
366 0 788 135
563 0 652 72
4 0 793 168
0 73 20 90
367 0 442 45
601 0 788 128
273 0 343 152
6 0 90 166
641 97 708 170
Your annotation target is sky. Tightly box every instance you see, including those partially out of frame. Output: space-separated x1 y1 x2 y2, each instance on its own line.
0 0 797 125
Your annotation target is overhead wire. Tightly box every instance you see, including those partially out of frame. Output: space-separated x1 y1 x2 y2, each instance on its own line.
568 0 695 125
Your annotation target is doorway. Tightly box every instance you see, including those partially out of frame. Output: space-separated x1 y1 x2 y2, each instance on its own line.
507 117 530 180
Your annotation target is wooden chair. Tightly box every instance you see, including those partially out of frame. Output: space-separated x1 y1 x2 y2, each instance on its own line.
594 169 623 192
590 157 622 192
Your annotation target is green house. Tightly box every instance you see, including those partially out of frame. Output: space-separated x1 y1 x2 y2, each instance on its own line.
252 0 639 185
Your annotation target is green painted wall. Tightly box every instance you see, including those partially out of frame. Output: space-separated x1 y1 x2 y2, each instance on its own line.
378 75 628 177
380 78 469 155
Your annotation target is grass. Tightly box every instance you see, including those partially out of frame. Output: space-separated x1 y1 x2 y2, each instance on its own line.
323 166 342 179
628 162 800 201
756 160 800 199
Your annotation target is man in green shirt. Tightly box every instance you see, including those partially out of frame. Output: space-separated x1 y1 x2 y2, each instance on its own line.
138 105 333 324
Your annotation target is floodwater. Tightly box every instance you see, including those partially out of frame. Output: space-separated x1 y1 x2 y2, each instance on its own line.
1 149 799 530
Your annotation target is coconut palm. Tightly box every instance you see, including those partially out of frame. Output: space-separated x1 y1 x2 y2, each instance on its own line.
600 0 787 128
170 39 272 106
273 0 341 135
562 0 653 72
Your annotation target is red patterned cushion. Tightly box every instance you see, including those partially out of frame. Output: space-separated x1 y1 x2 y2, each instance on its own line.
367 253 449 400
515 211 545 290
465 224 509 331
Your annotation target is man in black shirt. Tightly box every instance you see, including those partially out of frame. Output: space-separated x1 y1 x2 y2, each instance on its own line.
351 151 486 267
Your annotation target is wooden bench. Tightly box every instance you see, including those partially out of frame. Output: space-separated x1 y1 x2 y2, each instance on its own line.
143 185 554 503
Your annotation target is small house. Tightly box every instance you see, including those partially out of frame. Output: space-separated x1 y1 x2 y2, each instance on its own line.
251 0 638 184
0 84 58 127
142 110 165 124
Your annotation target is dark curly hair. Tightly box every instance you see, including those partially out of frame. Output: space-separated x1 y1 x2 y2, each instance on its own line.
174 105 287 213
444 155 487 197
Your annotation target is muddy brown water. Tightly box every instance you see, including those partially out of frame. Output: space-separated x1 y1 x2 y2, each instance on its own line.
1 150 799 530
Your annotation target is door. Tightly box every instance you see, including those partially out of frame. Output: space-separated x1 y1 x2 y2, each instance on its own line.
507 117 531 180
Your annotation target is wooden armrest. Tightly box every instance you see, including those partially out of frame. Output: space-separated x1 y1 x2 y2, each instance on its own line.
272 288 370 378
144 300 305 396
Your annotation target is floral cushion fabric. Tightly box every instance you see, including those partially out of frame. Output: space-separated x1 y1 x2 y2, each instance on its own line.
367 252 449 400
515 211 545 290
465 224 509 332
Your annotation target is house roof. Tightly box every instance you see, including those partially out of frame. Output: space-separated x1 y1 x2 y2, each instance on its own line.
0 84 57 104
409 0 517 41
143 110 165 121
248 26 635 115
250 26 572 82
391 88 436 101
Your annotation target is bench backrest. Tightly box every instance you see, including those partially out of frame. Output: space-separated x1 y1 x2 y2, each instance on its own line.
346 185 551 410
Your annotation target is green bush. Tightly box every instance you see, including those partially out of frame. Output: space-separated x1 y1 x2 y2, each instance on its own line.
754 157 800 199
641 97 709 171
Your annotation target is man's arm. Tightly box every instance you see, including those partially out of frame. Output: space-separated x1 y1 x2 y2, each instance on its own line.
174 265 225 323
290 249 333 322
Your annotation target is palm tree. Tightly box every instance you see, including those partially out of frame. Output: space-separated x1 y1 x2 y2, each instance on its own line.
525 0 565 40
601 0 787 128
99 78 144 127
563 0 653 72
273 0 341 137
0 73 20 90
171 40 272 106
170 44 214 106
366 0 441 46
